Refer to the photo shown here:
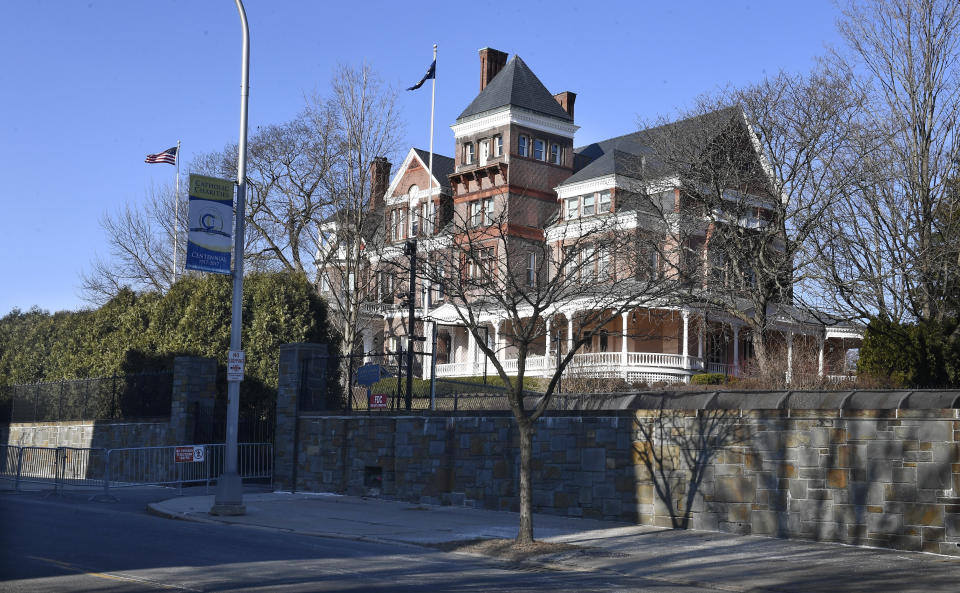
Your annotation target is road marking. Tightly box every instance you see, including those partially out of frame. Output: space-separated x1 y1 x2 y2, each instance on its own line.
27 556 201 591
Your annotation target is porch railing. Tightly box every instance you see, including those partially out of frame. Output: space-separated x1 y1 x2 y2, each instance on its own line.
437 351 704 381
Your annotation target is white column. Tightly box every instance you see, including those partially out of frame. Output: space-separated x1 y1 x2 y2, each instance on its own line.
697 314 704 360
681 309 690 368
817 335 825 378
544 317 551 358
467 328 477 375
422 321 432 380
621 312 629 379
786 331 794 385
494 319 501 358
566 315 574 355
732 325 740 377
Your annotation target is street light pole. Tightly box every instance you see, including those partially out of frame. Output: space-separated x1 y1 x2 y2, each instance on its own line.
211 0 249 516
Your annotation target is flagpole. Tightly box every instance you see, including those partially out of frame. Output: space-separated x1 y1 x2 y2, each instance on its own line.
173 139 181 282
423 43 437 380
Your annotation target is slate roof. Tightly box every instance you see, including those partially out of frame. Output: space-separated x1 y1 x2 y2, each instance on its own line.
413 149 455 189
456 56 573 122
563 107 743 188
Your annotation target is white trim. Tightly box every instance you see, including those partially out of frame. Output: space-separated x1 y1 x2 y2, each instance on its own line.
383 148 449 206
451 106 579 140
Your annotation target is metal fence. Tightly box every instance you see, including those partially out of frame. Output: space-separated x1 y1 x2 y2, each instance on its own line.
2 372 173 423
0 442 272 497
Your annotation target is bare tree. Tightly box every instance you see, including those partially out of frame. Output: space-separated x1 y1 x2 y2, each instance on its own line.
81 183 187 304
315 64 404 362
642 68 867 380
417 196 678 544
818 0 960 327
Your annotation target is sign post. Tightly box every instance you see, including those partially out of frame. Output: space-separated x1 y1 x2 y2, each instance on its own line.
211 0 250 517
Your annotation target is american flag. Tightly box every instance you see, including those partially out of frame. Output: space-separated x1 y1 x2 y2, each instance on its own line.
145 146 178 165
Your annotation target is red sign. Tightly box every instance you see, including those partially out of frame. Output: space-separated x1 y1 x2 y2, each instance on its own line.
369 393 388 409
175 446 205 463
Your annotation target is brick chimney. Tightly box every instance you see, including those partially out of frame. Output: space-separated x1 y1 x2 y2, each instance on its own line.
368 157 391 212
479 48 508 91
553 91 576 119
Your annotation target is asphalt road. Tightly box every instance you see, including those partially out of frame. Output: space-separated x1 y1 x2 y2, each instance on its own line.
0 487 708 592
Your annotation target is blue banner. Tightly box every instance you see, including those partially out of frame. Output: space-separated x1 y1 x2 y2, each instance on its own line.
185 174 234 275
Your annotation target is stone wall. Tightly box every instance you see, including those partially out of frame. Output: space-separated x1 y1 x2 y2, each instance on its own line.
279 409 960 556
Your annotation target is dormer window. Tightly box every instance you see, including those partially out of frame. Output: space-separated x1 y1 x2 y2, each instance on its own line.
550 143 561 165
533 139 545 161
517 135 529 157
464 142 475 165
583 193 595 216
598 190 611 213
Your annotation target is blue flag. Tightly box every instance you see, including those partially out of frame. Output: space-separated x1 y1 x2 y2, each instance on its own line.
407 59 436 91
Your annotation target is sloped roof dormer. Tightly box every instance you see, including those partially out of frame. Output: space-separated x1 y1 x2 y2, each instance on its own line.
456 56 573 123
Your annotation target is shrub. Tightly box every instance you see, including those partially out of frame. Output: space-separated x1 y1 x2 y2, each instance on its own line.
691 373 728 385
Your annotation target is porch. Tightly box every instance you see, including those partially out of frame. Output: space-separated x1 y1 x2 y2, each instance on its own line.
427 305 860 385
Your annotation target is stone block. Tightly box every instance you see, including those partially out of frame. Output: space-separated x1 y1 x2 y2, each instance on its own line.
917 462 951 490
751 510 787 536
582 448 606 472
918 421 953 443
903 503 944 527
946 513 960 537
868 440 904 460
826 469 848 489
893 467 917 483
789 480 807 500
846 421 878 441
867 511 901 535
715 476 756 503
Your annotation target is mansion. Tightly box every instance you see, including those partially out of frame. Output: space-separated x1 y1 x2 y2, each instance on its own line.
320 48 861 385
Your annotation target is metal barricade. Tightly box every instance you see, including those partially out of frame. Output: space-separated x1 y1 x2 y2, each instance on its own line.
0 443 272 497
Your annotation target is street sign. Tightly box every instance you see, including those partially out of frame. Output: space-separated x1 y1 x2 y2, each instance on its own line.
369 393 388 409
356 363 382 387
175 445 205 463
227 350 245 382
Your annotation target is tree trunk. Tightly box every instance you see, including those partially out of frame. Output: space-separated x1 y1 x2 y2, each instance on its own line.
516 416 535 545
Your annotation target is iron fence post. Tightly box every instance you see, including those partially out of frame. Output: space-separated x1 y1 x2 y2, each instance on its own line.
55 447 64 495
14 445 23 492
103 449 112 499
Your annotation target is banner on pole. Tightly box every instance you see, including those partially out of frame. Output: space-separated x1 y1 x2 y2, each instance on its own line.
185 174 234 275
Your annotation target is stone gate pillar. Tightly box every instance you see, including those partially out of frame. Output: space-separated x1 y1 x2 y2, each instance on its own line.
275 343 330 491
170 356 217 445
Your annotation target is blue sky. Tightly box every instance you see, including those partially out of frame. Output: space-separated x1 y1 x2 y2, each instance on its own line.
0 1 843 315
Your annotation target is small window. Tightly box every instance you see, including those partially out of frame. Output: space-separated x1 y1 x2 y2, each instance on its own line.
550 143 561 165
582 244 596 281
583 193 595 216
533 139 545 160
517 135 528 157
484 198 494 225
493 135 503 156
565 196 579 220
598 190 611 213
464 142 474 165
470 201 483 227
480 139 489 165
598 248 611 279
527 253 537 286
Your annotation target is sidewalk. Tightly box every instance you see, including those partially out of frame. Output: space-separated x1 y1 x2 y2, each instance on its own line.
149 492 960 593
